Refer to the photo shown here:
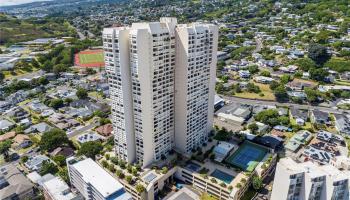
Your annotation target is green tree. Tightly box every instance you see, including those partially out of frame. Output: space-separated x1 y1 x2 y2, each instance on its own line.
309 68 329 81
308 43 331 66
31 59 40 68
248 65 259 74
77 141 103 159
135 184 146 193
248 123 259 135
116 169 125 179
274 85 288 102
86 68 96 75
280 74 292 84
53 155 66 167
0 72 5 83
58 167 69 183
126 175 133 184
260 70 271 77
305 87 322 103
252 176 263 191
161 167 168 174
40 161 58 175
76 87 88 99
0 140 12 160
255 109 279 124
40 129 69 152
49 99 64 109
293 58 316 71
53 64 68 75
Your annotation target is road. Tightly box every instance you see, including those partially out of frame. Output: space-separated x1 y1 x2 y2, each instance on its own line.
222 96 348 114
67 121 100 138
254 37 263 53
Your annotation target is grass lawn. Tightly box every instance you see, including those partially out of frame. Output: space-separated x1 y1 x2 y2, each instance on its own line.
334 80 350 86
200 193 218 200
233 82 275 101
29 134 41 145
284 132 295 139
3 67 40 80
0 155 5 166
17 145 35 155
79 52 104 64
290 118 313 130
89 91 104 99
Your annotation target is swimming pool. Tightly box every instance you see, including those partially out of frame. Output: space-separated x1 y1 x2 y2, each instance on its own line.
211 169 234 184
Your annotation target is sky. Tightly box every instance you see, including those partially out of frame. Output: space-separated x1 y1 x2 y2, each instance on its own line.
0 0 52 7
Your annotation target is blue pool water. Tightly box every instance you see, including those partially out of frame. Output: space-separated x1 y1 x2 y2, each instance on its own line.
211 169 234 184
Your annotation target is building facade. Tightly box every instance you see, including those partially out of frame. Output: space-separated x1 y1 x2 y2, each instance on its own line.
271 157 350 200
103 18 217 167
174 23 218 154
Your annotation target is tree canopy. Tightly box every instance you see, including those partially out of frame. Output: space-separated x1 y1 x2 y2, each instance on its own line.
77 141 103 159
308 43 331 66
76 87 88 99
40 129 69 152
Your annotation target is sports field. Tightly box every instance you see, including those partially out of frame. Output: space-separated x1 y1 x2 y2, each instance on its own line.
75 50 104 67
226 141 267 172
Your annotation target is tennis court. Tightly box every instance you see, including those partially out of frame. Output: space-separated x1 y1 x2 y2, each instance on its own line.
226 141 267 172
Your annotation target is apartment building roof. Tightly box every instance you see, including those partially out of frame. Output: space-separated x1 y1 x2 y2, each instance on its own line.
42 176 76 200
72 158 131 199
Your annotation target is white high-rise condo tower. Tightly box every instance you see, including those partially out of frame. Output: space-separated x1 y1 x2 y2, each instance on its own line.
271 157 350 200
174 23 218 154
103 18 218 167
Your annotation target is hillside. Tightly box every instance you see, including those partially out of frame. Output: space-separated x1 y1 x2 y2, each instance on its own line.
0 14 77 46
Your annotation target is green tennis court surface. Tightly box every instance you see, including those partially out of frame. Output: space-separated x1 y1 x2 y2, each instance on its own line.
226 141 268 172
79 52 104 64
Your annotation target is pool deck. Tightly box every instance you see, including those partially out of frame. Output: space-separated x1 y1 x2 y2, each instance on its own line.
188 160 241 186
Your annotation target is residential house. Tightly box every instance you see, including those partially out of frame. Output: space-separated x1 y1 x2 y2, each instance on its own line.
77 132 105 144
29 101 49 113
310 110 330 125
217 104 253 125
49 147 75 158
5 106 30 122
279 65 298 73
42 176 77 200
334 114 350 135
95 124 113 137
286 79 317 91
238 70 250 79
0 131 16 142
217 51 229 61
254 76 274 84
0 120 15 132
19 118 32 128
256 122 270 134
11 134 32 150
5 90 29 105
277 108 288 116
285 130 313 152
290 108 309 125
25 122 53 134
0 101 11 112
0 164 35 200
25 155 50 171
339 72 350 82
